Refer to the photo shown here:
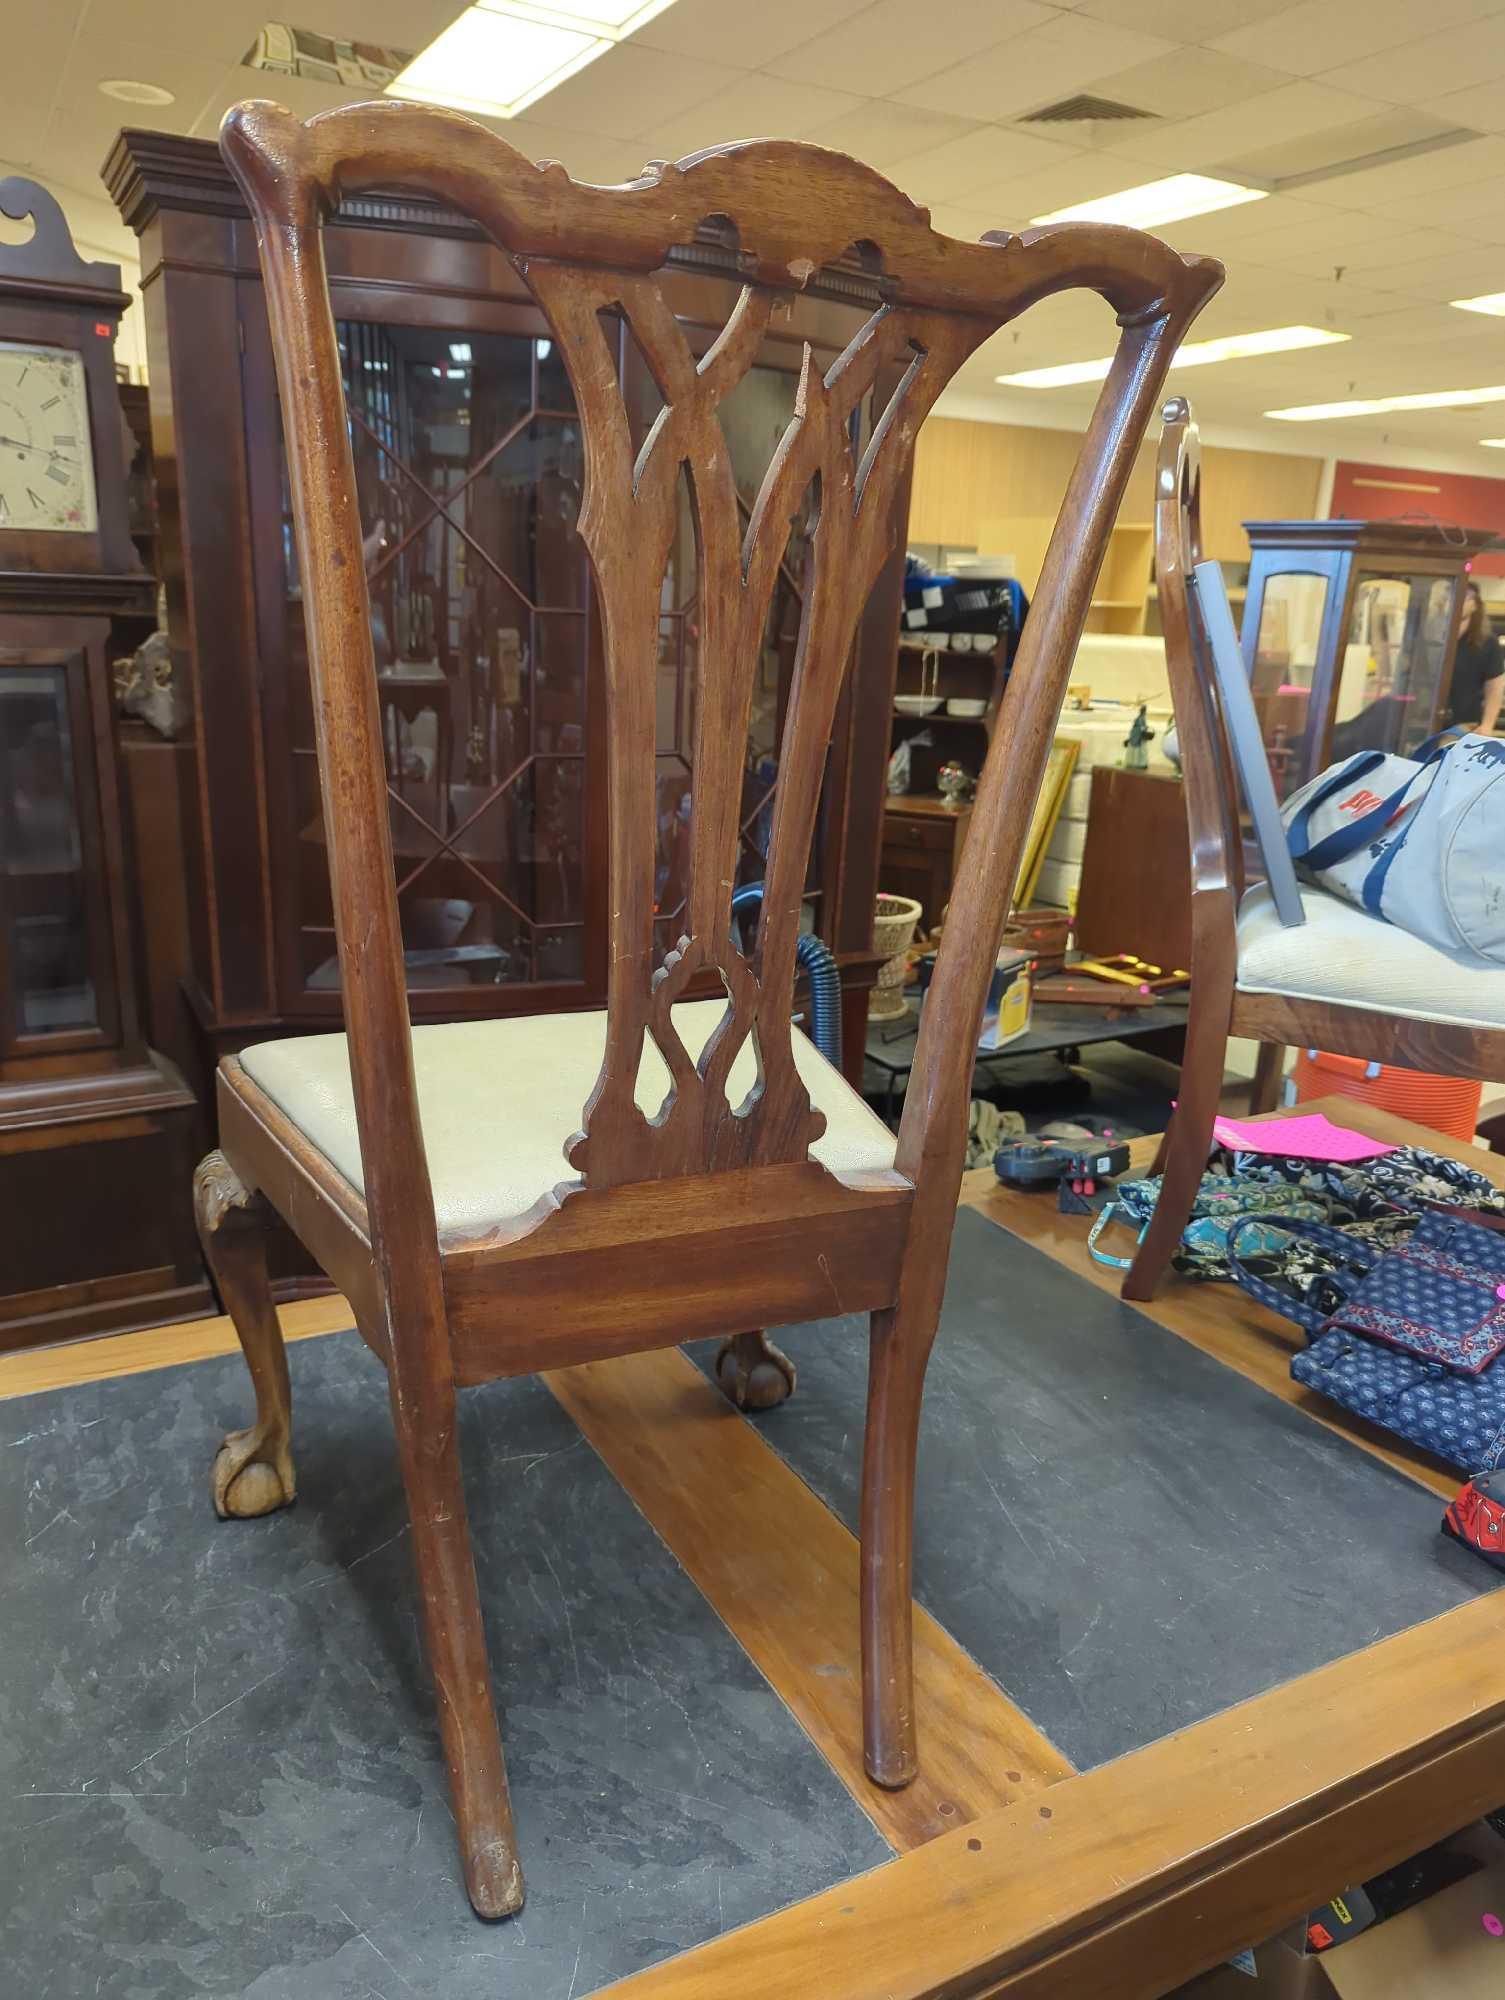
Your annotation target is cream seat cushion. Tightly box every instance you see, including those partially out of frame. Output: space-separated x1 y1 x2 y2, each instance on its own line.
239 997 898 1235
1236 882 1505 1032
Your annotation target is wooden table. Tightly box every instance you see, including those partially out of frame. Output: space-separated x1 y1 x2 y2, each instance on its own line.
6 1096 1503 1999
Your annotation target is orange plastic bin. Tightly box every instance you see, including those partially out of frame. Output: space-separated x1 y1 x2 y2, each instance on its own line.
1291 1048 1483 1144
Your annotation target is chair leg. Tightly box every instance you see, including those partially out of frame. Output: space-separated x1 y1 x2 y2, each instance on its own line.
1250 1040 1285 1114
382 1346 524 1920
195 1152 296 1521
860 1297 940 1789
1121 989 1229 1304
714 1329 797 1411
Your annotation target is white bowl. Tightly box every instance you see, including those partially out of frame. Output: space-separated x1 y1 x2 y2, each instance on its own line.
894 695 943 717
946 698 987 718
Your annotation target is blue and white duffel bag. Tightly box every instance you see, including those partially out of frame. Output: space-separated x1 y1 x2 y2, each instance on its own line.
1281 731 1505 967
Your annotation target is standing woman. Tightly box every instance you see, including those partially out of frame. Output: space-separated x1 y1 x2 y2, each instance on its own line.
1449 578 1504 733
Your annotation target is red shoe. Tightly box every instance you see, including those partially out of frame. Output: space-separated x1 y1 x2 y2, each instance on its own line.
1442 1469 1505 1569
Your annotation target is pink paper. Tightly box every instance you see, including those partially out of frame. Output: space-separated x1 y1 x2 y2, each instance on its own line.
1211 1111 1398 1163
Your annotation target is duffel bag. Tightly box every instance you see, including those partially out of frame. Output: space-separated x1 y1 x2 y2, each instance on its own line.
1281 730 1505 965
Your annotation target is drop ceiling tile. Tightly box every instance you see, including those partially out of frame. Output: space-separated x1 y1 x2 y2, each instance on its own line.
288 0 461 53
1202 262 1400 322
504 122 656 180
1219 106 1465 184
883 124 1082 203
528 43 744 141
643 74 868 159
1158 195 1380 258
1210 0 1495 79
1320 15 1505 104
1105 78 1388 169
925 203 1014 241
102 0 272 64
766 0 1054 98
1422 80 1505 134
1091 48 1290 117
1363 303 1504 344
1071 0 1295 35
800 102 981 171
959 153 1157 226
1308 132 1505 208
0 105 59 178
630 0 870 69
1390 246 1505 299
60 32 230 122
1362 172 1505 229
1271 225 1475 277
186 69 369 139
893 14 1177 123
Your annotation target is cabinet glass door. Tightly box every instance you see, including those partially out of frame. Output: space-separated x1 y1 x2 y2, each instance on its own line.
0 658 100 1043
1247 571 1329 803
279 319 592 1001
1331 569 1457 761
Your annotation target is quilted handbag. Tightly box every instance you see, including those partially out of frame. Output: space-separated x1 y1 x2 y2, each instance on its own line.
1230 1210 1505 1360
1228 1211 1505 1472
1292 1333 1505 1474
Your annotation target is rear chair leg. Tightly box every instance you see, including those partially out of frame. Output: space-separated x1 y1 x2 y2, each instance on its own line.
383 1353 524 1920
860 1297 941 1788
195 1151 296 1520
714 1329 797 1411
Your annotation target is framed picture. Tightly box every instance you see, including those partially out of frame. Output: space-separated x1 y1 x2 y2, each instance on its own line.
1013 737 1080 909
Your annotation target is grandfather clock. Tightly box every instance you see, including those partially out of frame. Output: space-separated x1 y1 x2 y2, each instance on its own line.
0 175 206 1350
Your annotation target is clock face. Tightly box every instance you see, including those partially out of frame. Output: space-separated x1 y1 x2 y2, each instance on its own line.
0 341 98 534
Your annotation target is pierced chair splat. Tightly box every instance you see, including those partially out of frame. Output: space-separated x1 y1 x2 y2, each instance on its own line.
202 96 1222 1917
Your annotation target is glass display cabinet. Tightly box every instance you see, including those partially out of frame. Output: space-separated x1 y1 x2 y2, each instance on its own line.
1239 519 1497 802
109 131 904 1094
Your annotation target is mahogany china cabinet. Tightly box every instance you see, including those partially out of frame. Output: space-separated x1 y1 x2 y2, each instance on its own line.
105 129 904 1125
1240 517 1496 802
0 176 205 1348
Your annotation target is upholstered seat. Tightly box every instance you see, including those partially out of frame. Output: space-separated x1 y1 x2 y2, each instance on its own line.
240 997 898 1234
1236 882 1505 1032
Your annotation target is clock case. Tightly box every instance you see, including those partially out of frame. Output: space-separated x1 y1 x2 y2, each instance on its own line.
0 176 206 1350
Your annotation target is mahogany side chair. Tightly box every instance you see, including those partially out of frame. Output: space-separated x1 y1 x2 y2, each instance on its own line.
202 98 1221 1917
1122 396 1505 1305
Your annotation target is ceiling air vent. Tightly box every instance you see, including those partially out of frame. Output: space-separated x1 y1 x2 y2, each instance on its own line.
1020 94 1157 126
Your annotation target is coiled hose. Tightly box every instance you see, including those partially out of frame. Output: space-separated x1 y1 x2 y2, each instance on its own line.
728 882 842 1067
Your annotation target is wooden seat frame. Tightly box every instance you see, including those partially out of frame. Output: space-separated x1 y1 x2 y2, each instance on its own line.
199 98 1220 1917
1123 396 1505 1304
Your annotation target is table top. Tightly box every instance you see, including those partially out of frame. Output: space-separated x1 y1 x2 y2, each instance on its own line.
864 995 1187 1077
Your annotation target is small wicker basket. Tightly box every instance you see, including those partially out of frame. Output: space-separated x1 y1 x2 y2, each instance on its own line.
868 892 924 1021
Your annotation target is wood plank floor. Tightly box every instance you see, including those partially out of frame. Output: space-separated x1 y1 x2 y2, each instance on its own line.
550 1346 1072 1849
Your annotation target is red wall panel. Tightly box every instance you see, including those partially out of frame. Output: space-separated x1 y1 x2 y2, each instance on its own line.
1330 460 1505 576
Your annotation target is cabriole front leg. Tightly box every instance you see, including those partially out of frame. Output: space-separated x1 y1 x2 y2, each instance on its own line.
714 1328 797 1411
194 1151 296 1519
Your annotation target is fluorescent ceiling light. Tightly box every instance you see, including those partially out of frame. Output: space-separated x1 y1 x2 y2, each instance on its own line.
1030 174 1267 230
1451 292 1505 317
1478 438 1505 447
1266 385 1505 422
997 325 1348 391
388 0 677 118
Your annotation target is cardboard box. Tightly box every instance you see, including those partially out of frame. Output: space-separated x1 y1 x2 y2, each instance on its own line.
1169 1826 1505 2000
1315 1857 1505 2000
1175 1938 1326 1998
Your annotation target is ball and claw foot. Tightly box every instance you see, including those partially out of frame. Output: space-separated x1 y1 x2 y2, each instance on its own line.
714 1329 797 1412
212 1425 296 1520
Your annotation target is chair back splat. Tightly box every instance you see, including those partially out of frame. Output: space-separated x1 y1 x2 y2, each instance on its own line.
221 101 1223 1241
